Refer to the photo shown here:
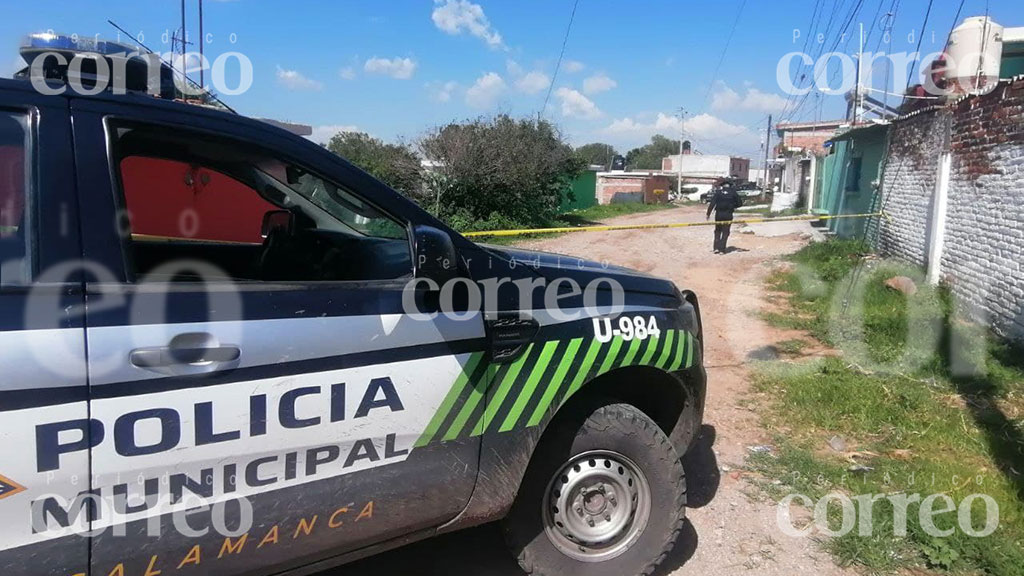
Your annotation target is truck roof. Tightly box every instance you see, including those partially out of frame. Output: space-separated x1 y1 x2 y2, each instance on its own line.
0 77 301 142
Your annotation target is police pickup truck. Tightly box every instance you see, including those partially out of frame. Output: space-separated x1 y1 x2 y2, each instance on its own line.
0 76 706 576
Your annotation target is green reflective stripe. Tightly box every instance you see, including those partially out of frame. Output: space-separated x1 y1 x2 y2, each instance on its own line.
562 339 603 402
685 334 695 368
639 335 661 365
416 352 482 447
527 338 583 427
621 336 643 365
596 336 624 375
442 363 496 441
655 330 676 368
668 332 688 372
500 341 560 432
471 345 534 436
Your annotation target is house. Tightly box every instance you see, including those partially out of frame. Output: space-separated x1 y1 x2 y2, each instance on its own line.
772 119 847 211
661 153 751 199
662 154 750 180
596 172 672 205
818 122 889 238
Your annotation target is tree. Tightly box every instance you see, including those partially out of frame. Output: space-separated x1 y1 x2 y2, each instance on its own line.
420 115 585 229
625 134 680 170
326 131 423 198
575 142 619 168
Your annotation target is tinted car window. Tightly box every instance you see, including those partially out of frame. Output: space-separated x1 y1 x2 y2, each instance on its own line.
0 112 29 286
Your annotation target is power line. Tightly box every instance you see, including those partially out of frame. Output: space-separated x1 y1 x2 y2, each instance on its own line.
784 0 867 122
541 0 581 116
903 0 935 91
779 0 825 121
702 0 749 107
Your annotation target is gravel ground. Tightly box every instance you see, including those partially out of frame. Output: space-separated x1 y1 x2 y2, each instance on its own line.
334 205 855 576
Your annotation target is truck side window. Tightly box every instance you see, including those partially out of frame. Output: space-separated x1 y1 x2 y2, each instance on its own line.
0 112 29 287
109 123 413 283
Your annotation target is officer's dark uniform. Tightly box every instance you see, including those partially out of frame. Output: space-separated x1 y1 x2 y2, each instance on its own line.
706 184 743 254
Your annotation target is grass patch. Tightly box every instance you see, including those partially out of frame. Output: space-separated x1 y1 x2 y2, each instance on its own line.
465 202 679 244
775 338 811 355
751 240 1024 575
556 201 677 226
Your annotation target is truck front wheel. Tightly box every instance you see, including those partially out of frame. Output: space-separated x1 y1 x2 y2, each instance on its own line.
503 403 687 576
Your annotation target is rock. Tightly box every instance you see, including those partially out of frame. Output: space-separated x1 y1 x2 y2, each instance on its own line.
884 276 918 296
827 435 847 452
740 227 756 235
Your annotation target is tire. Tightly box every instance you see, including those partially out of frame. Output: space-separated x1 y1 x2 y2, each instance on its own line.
503 403 686 576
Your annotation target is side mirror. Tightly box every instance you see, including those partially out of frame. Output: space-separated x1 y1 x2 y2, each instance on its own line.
413 225 459 285
261 210 294 239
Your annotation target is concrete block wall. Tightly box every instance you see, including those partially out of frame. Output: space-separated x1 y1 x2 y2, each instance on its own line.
873 109 951 268
873 78 1024 341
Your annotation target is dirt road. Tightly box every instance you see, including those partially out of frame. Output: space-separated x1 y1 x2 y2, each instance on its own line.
337 205 852 576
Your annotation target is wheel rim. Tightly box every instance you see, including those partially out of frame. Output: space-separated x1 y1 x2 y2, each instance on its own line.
542 450 651 562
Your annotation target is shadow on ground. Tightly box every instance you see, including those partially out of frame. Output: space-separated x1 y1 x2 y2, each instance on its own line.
332 425 721 576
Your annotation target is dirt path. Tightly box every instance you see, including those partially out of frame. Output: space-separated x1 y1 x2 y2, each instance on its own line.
338 205 854 576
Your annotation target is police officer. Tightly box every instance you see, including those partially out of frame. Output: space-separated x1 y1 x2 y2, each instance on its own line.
706 180 743 254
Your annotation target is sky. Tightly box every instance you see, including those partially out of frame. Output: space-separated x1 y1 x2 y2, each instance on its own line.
3 0 1023 162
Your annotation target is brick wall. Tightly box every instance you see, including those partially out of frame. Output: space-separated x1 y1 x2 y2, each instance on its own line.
942 80 1024 340
596 177 645 204
873 78 1024 340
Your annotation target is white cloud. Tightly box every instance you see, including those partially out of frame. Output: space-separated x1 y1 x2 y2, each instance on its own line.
364 57 417 79
603 112 751 143
582 73 617 95
555 87 602 119
306 125 361 146
600 112 763 157
432 0 504 49
339 66 356 80
465 72 507 108
275 66 322 91
516 71 550 95
505 60 550 95
711 84 788 113
564 60 585 73
428 80 459 103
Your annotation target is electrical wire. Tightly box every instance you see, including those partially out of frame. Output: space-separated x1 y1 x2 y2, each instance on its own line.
703 0 750 107
784 0 867 122
541 0 580 117
779 0 826 121
903 0 935 91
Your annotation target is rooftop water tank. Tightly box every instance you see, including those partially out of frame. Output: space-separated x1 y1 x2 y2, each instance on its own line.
946 16 1004 94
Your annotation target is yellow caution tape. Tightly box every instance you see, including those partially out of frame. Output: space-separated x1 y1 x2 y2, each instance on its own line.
462 211 886 238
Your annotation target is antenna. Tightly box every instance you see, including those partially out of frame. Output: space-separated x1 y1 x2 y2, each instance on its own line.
106 19 236 114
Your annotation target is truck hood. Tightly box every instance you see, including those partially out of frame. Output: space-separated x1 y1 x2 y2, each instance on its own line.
479 244 680 298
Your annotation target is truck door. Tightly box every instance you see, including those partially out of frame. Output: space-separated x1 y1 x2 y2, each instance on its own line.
70 99 485 576
0 88 88 575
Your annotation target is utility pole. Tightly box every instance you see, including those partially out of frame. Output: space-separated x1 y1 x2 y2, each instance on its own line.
854 22 864 124
762 114 772 195
199 0 205 90
181 0 187 59
676 107 686 197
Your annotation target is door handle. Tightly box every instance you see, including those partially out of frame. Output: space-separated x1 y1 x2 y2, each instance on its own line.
130 332 240 370
130 345 241 368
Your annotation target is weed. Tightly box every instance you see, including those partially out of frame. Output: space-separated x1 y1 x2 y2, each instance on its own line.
752 240 1024 575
